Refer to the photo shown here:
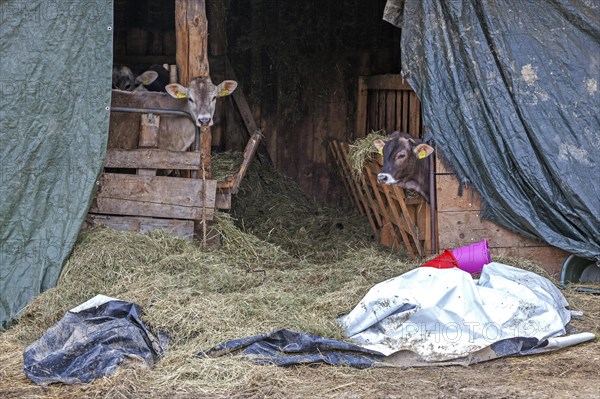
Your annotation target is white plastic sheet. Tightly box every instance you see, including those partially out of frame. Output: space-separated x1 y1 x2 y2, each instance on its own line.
339 263 593 363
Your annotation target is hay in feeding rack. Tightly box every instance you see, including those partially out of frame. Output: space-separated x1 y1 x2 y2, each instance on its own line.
347 131 386 179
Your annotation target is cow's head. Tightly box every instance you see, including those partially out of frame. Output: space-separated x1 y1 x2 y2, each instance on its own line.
112 66 159 92
165 77 238 127
112 66 136 91
373 131 434 202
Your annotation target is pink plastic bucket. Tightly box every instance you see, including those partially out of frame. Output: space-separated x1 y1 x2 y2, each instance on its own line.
451 239 492 274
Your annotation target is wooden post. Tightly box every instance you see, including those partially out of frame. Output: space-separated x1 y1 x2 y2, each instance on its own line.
138 114 160 176
356 76 368 138
176 0 211 178
207 0 229 151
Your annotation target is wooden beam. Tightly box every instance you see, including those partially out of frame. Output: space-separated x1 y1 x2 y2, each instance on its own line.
105 149 203 170
176 0 211 177
138 113 160 176
356 76 368 138
229 132 262 194
175 0 209 85
86 214 195 241
364 75 413 91
90 173 216 221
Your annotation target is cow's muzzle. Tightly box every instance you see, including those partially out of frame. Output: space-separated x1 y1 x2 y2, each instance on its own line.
377 173 396 184
197 117 212 126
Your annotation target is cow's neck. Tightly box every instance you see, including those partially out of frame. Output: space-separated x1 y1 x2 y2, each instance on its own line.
400 159 430 202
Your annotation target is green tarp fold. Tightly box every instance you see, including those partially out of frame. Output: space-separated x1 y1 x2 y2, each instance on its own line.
1 0 113 328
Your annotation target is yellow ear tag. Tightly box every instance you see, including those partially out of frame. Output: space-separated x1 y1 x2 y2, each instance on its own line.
378 147 383 156
176 92 186 99
417 149 428 159
219 89 230 97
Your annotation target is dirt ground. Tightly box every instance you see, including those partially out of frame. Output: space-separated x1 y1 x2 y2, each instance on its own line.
2 342 599 399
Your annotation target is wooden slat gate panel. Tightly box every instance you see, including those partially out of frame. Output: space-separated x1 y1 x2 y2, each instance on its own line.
330 74 435 258
356 74 423 139
329 140 431 258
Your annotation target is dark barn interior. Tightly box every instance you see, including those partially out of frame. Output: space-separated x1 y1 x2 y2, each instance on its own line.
112 0 401 204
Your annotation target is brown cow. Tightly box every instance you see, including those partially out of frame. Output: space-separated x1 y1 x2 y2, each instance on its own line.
109 77 237 151
373 131 434 202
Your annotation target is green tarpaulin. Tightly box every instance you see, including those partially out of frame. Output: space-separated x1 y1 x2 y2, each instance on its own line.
385 0 600 260
1 0 113 328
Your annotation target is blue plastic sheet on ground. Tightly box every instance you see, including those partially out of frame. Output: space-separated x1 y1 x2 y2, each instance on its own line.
24 297 167 385
202 328 385 368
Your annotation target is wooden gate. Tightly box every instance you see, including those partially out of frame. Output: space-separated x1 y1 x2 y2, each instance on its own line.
329 74 435 258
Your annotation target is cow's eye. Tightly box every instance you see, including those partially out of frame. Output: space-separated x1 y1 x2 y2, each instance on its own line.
212 96 217 102
396 152 406 160
188 98 194 103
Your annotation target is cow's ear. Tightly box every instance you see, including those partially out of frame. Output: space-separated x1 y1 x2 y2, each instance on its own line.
217 80 238 97
135 70 158 86
373 139 386 155
413 143 434 159
166 83 188 99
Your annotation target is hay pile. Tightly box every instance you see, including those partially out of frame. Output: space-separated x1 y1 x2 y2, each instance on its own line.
347 131 386 178
0 159 598 399
0 159 417 398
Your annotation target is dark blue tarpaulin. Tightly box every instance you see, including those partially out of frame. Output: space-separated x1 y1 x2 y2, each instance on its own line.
24 299 166 385
386 0 600 260
202 329 385 368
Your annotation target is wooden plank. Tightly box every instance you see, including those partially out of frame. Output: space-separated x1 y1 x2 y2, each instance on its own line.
200 125 212 179
365 163 403 249
408 91 421 137
216 190 231 209
395 90 402 131
356 76 368 138
377 90 386 132
96 173 216 206
230 132 261 194
436 174 482 212
105 149 203 170
91 197 215 221
329 141 365 215
175 0 189 85
207 1 228 150
380 183 416 258
86 214 195 241
386 90 396 133
391 185 423 256
338 144 379 238
401 90 409 132
437 211 519 249
359 171 384 229
226 57 261 137
333 141 366 214
139 114 159 148
91 173 216 220
138 113 160 176
176 0 211 178
175 0 209 85
364 75 413 91
367 90 377 134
